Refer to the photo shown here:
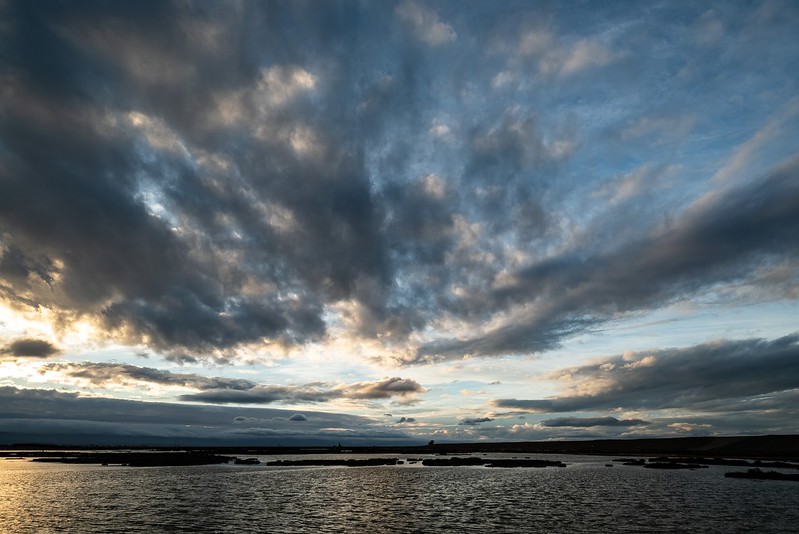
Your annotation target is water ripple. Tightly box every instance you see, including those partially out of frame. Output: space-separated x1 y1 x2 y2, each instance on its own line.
1 455 797 533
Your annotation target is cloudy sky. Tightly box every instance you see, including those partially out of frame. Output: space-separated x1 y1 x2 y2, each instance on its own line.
1 0 798 446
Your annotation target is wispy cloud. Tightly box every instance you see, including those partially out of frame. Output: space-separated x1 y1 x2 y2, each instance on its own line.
41 362 256 390
41 362 427 406
539 417 649 428
494 334 799 413
395 1 456 46
180 376 428 405
418 158 799 361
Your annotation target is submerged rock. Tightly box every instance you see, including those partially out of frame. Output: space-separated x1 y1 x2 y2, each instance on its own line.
725 469 799 481
265 458 400 467
422 457 486 466
234 457 261 465
643 462 709 470
421 457 566 468
485 459 567 468
614 458 646 466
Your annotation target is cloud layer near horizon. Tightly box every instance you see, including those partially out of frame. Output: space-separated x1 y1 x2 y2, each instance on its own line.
494 334 799 414
2 332 799 444
39 362 427 405
0 385 412 446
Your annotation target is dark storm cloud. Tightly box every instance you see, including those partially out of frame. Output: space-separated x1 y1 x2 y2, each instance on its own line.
418 158 799 360
0 0 392 357
180 376 427 405
458 417 494 426
1 0 798 364
345 377 428 399
0 0 566 361
539 417 649 428
494 333 799 413
0 338 60 359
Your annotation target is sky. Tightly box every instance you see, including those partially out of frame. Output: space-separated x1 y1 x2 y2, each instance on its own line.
0 0 798 446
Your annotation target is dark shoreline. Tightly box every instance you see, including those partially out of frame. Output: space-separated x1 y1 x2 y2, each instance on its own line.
29 452 236 467
3 435 798 461
18 452 799 471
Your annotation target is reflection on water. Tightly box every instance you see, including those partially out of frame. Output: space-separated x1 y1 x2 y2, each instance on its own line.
1 455 798 533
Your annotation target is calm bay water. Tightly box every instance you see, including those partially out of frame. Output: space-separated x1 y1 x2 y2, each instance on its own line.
1 454 798 533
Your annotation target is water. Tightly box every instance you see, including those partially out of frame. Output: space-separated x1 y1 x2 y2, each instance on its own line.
1 454 798 533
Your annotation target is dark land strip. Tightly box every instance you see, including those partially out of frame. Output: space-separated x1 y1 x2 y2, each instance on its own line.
4 435 798 472
4 434 798 458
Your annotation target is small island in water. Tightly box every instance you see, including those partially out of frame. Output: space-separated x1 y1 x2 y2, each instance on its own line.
724 469 799 481
5 435 797 479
